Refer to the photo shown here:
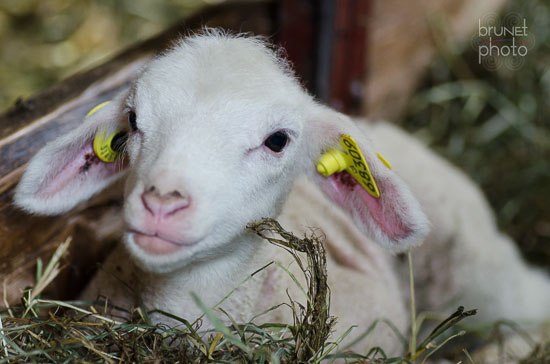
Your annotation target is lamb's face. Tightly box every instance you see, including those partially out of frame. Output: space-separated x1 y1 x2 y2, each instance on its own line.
121 37 313 273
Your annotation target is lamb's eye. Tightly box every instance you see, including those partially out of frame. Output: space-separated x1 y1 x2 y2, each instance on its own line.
128 110 138 131
264 131 289 153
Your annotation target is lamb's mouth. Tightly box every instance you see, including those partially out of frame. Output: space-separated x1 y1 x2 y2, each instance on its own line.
129 230 193 255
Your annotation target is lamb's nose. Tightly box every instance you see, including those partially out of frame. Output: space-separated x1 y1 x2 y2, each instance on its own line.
141 186 190 218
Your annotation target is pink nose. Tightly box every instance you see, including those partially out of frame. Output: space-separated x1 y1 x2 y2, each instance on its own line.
141 186 190 218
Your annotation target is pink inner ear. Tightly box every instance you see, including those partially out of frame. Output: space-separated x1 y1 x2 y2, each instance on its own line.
39 143 124 198
319 172 412 241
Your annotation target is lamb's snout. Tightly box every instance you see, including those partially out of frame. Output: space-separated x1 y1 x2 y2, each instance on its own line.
141 185 190 218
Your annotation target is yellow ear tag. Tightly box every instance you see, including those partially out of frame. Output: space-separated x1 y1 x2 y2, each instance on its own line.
316 135 386 198
87 101 126 163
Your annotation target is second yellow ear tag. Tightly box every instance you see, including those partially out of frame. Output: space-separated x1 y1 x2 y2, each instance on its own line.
93 129 127 162
87 101 127 163
316 135 386 198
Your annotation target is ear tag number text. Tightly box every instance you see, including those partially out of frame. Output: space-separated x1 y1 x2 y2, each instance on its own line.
316 134 384 198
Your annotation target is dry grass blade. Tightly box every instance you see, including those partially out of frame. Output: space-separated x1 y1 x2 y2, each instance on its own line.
247 218 335 363
23 237 71 318
407 306 477 361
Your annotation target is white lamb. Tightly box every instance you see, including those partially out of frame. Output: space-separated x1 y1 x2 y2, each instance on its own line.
14 31 550 357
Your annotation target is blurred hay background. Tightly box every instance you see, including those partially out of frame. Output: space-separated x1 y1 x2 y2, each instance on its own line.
0 0 213 109
397 0 550 267
0 0 548 268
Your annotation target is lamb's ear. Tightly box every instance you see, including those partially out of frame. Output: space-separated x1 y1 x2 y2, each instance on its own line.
307 107 430 252
14 94 129 215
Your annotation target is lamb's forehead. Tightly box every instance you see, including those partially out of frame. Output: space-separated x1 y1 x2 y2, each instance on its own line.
134 34 306 110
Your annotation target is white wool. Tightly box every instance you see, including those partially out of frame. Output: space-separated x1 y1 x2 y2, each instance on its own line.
13 31 550 356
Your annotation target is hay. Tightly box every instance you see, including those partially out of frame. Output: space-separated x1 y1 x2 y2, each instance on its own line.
0 219 488 363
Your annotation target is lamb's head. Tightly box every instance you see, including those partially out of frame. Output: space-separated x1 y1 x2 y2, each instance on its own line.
15 31 429 274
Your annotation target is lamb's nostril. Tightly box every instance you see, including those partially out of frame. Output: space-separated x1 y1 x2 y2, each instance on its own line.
147 185 156 193
170 190 182 198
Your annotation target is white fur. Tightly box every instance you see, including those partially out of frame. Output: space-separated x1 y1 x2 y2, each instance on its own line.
14 30 550 356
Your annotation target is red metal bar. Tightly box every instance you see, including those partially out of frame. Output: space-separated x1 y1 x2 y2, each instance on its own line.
329 0 369 113
277 0 369 114
277 0 316 92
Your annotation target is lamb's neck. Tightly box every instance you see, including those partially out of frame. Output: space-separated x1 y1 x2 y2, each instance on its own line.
141 233 272 322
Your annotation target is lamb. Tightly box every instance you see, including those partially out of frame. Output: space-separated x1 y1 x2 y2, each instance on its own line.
13 30 550 357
